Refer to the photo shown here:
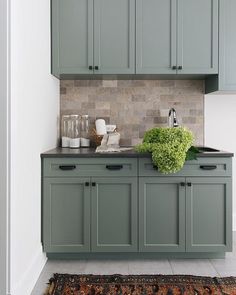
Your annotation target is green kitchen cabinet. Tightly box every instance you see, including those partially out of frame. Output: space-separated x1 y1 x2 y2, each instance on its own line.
136 0 177 74
91 177 138 252
136 0 218 75
93 0 135 74
186 177 232 252
205 0 236 92
139 177 186 252
51 0 135 77
43 177 91 253
218 0 236 90
51 0 93 76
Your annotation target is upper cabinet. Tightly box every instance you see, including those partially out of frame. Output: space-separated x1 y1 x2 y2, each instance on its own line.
177 0 218 74
51 0 135 77
52 0 236 92
93 0 135 74
136 0 177 74
219 0 236 91
136 0 218 75
51 0 93 76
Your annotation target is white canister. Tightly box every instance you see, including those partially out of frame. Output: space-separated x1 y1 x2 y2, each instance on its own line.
80 137 90 147
70 138 80 148
95 119 107 135
61 136 70 148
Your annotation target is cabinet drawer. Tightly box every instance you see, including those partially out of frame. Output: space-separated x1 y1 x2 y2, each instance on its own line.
139 158 232 177
44 158 138 177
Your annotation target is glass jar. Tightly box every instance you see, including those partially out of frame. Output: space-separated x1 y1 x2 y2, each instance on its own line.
61 115 71 147
69 114 80 148
80 115 90 147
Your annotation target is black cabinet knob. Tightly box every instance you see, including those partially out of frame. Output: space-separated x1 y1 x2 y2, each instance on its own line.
178 66 183 70
92 182 96 187
180 182 185 187
85 182 90 187
172 66 177 70
187 182 192 187
89 66 93 70
94 66 99 70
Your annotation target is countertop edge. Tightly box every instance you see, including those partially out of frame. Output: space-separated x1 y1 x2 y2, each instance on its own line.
40 148 234 158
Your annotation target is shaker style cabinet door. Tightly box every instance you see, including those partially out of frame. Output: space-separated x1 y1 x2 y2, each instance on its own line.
219 0 236 90
51 0 93 76
139 177 186 252
177 0 218 74
136 0 177 74
43 178 91 252
91 177 138 252
93 0 135 74
186 177 232 252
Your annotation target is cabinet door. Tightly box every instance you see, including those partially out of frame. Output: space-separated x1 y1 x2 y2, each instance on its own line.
219 0 236 90
139 177 186 252
43 178 90 252
177 0 218 74
51 0 93 76
94 0 135 74
186 177 232 252
136 0 177 74
91 177 138 252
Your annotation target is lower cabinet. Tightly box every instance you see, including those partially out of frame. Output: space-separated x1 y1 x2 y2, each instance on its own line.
43 176 138 253
43 178 91 252
186 177 232 252
139 177 186 252
91 177 138 252
42 157 232 255
139 177 232 253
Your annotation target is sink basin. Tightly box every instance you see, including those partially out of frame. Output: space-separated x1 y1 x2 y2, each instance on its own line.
196 146 220 153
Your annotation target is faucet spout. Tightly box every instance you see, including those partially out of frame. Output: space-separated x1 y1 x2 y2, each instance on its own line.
168 108 179 128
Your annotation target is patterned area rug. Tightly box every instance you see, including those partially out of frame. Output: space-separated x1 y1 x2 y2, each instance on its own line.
45 274 236 295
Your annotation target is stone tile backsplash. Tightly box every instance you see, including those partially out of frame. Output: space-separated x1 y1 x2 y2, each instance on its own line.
60 80 204 146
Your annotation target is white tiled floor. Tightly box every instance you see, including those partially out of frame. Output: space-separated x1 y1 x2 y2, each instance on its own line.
31 233 236 295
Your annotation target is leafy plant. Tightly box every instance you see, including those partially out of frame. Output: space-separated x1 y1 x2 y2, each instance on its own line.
135 127 199 174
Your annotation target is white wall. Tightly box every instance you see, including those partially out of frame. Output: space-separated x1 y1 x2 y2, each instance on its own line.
205 94 236 230
10 0 59 294
0 0 10 294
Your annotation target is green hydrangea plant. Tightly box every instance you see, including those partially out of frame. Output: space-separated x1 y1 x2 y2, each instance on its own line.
135 127 199 174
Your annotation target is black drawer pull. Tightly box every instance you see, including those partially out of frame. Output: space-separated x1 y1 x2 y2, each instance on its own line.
187 182 192 187
180 182 185 187
59 165 76 171
85 182 90 187
92 182 96 187
200 165 217 170
106 165 123 170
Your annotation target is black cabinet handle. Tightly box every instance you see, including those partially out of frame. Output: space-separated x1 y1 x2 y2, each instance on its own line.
59 165 76 171
92 182 96 187
180 182 185 187
85 182 90 187
153 165 158 170
187 182 192 187
94 66 99 70
172 66 177 70
200 165 217 170
178 66 183 70
89 65 93 70
106 165 123 171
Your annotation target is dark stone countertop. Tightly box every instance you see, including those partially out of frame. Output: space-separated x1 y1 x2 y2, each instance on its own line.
41 147 234 158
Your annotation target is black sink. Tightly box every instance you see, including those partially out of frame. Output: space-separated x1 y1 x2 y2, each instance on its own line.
196 146 220 153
